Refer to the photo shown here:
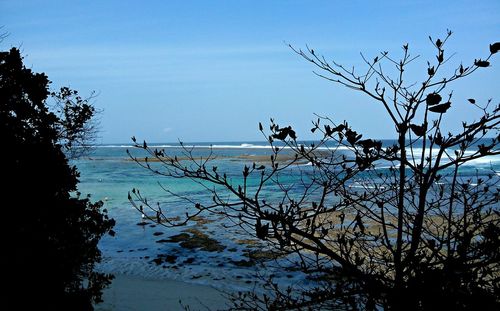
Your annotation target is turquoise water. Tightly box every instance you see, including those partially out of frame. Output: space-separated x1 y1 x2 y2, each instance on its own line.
76 142 315 291
75 141 500 291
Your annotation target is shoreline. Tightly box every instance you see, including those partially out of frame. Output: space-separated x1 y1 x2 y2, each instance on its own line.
95 274 231 311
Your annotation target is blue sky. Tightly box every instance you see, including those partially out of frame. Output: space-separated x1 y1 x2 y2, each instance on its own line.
1 0 499 143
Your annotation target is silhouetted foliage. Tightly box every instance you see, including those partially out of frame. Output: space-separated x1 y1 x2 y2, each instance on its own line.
0 48 115 310
131 32 499 310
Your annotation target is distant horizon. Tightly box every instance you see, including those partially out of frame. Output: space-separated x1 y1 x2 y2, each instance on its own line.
93 137 497 146
95 138 400 145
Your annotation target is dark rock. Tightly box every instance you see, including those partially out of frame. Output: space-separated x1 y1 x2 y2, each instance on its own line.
167 233 191 242
235 239 260 246
153 232 164 236
230 259 255 267
152 258 163 265
244 249 279 261
164 229 226 252
190 215 215 225
165 216 181 222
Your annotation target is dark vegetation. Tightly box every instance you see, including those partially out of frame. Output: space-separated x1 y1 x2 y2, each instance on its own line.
130 33 500 310
0 47 115 310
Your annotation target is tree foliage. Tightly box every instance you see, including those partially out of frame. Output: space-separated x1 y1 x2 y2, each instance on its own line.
130 33 499 310
0 48 115 310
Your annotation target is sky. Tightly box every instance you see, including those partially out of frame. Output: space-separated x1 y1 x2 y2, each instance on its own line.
1 0 499 143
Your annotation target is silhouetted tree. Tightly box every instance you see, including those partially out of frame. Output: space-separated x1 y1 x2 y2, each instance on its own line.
0 48 115 310
130 32 499 310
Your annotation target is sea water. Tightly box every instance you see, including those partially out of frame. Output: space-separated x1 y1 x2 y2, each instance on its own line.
75 140 500 292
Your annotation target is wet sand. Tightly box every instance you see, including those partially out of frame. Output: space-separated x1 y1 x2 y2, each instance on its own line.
95 274 230 311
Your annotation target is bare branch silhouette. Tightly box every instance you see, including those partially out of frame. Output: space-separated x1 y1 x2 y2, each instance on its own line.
131 33 500 310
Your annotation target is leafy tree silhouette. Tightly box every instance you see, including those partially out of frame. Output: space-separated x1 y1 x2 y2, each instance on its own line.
0 48 115 310
130 32 499 310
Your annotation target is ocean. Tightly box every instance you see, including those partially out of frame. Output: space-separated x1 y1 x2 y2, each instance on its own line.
74 140 500 292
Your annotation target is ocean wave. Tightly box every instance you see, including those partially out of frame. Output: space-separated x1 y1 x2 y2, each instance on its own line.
462 156 500 166
94 145 135 148
211 143 270 149
94 143 352 151
92 144 500 162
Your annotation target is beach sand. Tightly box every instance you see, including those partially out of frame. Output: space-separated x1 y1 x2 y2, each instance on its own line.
95 274 230 311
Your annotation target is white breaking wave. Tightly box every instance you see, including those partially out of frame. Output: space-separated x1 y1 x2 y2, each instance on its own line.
91 144 499 164
94 145 136 148
93 143 352 151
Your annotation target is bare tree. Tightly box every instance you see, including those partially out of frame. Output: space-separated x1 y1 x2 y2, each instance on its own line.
129 32 500 310
50 87 101 159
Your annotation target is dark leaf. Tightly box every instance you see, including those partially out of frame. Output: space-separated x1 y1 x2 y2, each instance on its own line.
428 102 451 113
490 42 500 54
272 126 296 140
437 51 444 63
468 98 476 104
426 93 442 106
410 123 426 136
478 144 492 156
434 132 444 145
324 124 333 136
345 129 362 145
243 165 250 177
354 213 365 234
332 124 346 132
255 219 269 240
474 59 490 67
357 139 382 153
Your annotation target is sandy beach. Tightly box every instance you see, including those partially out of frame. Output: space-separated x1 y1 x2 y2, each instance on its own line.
95 274 230 311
